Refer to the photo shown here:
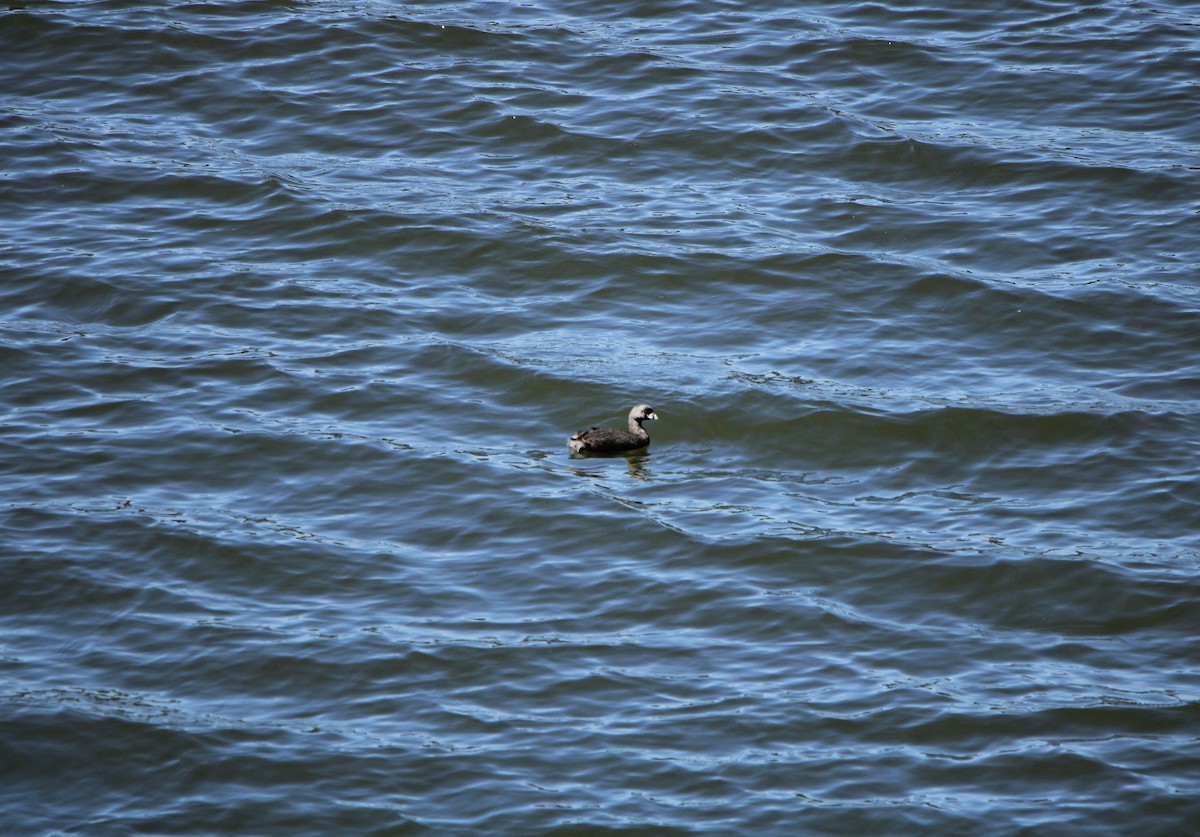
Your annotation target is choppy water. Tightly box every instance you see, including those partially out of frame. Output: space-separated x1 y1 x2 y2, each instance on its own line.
3 1 1199 833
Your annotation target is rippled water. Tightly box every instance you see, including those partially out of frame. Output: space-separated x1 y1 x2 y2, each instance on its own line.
3 1 1199 833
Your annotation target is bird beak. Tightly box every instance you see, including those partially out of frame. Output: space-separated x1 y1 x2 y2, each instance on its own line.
648 412 659 420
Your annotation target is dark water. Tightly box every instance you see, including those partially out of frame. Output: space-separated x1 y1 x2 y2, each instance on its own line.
3 0 1199 833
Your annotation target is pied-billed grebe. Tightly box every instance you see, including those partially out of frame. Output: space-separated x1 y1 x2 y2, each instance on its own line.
568 404 659 454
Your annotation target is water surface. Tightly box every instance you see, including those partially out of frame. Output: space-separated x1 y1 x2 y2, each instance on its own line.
2 1 1199 833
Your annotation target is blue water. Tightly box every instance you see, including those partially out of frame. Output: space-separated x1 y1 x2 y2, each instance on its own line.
3 1 1199 833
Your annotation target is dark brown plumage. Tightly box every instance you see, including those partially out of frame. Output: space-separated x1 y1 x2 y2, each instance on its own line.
568 404 659 454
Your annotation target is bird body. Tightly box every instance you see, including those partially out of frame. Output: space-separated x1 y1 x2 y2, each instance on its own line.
568 404 659 454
